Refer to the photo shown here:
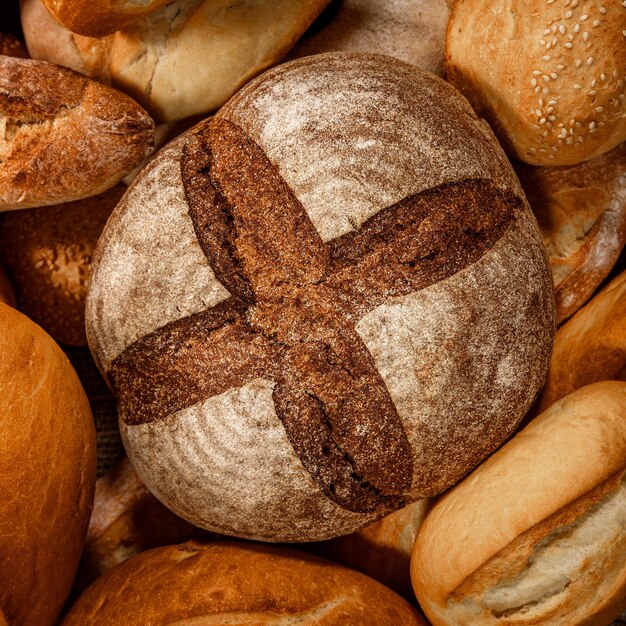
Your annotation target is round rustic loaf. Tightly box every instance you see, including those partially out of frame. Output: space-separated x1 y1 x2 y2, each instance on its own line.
411 381 626 626
0 185 124 345
0 56 153 210
63 541 426 625
0 303 96 626
515 141 626 323
86 53 555 542
446 0 626 166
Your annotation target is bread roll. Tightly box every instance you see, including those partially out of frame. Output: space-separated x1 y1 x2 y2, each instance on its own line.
0 303 96 625
22 0 330 122
411 381 626 626
290 0 452 76
86 53 554 542
63 541 427 625
0 185 124 345
78 457 196 587
446 0 626 166
0 33 28 57
42 0 171 37
311 499 430 598
515 142 626 323
0 263 15 307
539 269 626 411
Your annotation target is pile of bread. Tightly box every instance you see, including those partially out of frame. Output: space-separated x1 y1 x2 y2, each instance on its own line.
1 0 625 624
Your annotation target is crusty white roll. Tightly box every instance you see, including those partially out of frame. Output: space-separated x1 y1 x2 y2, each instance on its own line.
0 56 153 210
63 541 427 625
86 53 554 542
539 269 626 411
22 0 330 122
446 0 626 166
42 0 171 37
0 303 96 625
290 0 451 77
515 142 626 323
412 381 626 626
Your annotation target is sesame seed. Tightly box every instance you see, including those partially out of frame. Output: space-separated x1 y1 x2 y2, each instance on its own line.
539 98 545 106
559 25 566 34
575 59 583 67
592 19 600 27
533 70 542 76
535 86 542 93
546 41 552 49
533 124 542 130
543 55 552 61
564 42 574 48
623 30 626 37
569 128 575 135
557 64 565 71
614 70 620 78
547 0 555 3
565 10 573 18
551 73 558 79
589 121 596 129
569 119 576 126
543 75 551 82
546 121 553 128
549 115 557 121
575 121 582 128
540 39 547 45
571 0 579 6
550 146 558 152
540 117 547 124
535 108 542 116
547 106 555 113
543 87 550 94
552 24 558 33
543 28 551 36
598 121 606 126
589 90 597 95
573 23 581 33
549 99 558 105
578 136 584 142
528 147 537 153
580 14 589 21
583 31 590 41
600 73 606 81
543 130 549 137
539 147 548 152
574 83 583 89
599 6 606 13
591 78 597 87
587 56 594 65
531 78 538 86
558 138 565 144
548 154 556 159
620 94 625 100
595 106 604 112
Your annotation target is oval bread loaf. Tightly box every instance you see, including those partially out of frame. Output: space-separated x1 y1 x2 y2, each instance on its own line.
411 381 626 626
86 53 555 542
63 541 427 625
0 56 153 210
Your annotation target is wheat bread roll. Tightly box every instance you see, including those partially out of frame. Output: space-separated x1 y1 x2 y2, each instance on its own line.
515 142 626 323
290 0 452 76
63 541 427 625
0 263 15 306
0 185 124 345
539 269 626 411
22 0 330 122
0 303 96 625
86 53 555 542
446 0 626 166
0 56 153 210
411 381 626 626
42 0 171 37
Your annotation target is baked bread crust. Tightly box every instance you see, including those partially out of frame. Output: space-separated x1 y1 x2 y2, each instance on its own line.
515 142 626 323
446 0 626 166
86 53 554 542
539 269 626 411
0 185 124 345
0 303 96 626
0 56 153 210
63 541 427 625
411 381 626 626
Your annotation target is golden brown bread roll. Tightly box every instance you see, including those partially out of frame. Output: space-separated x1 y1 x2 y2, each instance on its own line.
64 541 427 625
446 0 626 166
0 56 153 210
515 142 626 323
41 0 171 37
539 269 626 411
411 381 626 626
0 303 96 626
0 185 124 346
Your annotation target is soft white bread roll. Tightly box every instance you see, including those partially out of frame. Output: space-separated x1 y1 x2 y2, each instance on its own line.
63 541 427 625
22 0 330 122
446 0 626 166
411 381 626 626
0 303 96 625
539 269 626 411
42 0 171 37
0 56 153 210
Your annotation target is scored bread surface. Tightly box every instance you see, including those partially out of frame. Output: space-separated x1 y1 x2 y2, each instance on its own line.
87 53 554 541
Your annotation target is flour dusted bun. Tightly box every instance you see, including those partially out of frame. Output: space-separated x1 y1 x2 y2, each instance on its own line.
290 0 452 76
42 0 171 36
539 269 626 411
446 0 626 166
412 381 626 626
86 53 554 542
0 56 153 210
516 142 626 323
22 0 330 122
0 185 124 345
0 303 96 625
63 542 426 625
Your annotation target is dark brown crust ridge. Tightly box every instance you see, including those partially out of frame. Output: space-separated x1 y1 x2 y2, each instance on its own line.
110 117 519 513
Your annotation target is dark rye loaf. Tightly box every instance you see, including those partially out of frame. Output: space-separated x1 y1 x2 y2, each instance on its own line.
86 53 555 542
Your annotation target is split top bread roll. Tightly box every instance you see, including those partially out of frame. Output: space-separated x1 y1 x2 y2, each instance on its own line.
63 541 427 625
22 0 330 122
0 303 96 626
87 53 555 542
0 56 153 210
411 381 626 626
446 0 626 166
515 142 626 323
539 268 626 410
